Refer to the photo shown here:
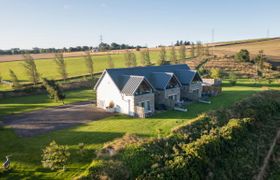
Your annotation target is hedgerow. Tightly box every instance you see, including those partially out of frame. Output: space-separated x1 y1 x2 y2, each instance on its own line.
80 91 280 179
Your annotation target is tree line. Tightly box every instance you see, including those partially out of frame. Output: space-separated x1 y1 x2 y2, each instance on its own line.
0 42 146 55
7 42 211 90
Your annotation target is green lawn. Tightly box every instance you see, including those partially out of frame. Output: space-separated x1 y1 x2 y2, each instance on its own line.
1 82 278 179
0 89 95 117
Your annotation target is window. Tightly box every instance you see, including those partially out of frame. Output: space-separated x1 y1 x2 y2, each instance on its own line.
147 101 151 111
138 101 151 112
168 94 179 101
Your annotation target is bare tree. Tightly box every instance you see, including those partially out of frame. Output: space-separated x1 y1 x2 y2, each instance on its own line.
54 53 67 81
22 54 40 85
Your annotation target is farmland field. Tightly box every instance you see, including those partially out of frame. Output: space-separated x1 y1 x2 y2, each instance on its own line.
0 51 161 83
0 80 279 179
213 38 280 61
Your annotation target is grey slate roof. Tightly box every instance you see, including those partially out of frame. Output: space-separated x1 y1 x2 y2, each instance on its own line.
150 72 178 90
120 76 145 95
95 64 202 95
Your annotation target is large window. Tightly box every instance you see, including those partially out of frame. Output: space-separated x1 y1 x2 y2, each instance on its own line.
166 76 180 89
135 80 152 95
168 94 179 101
138 100 151 112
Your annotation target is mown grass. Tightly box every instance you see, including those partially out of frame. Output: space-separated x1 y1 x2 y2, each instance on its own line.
1 81 278 179
0 89 95 117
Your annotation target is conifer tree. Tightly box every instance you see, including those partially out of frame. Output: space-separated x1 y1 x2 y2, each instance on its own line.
84 51 94 77
131 52 137 67
158 46 167 65
140 48 151 66
179 44 186 60
170 46 178 64
107 54 114 68
22 54 40 85
9 69 21 89
144 48 151 66
42 78 65 104
190 43 195 57
54 53 67 81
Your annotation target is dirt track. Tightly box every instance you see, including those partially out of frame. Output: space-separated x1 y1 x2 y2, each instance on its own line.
2 101 113 137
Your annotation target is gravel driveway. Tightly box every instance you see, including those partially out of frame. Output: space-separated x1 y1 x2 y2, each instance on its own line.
2 101 113 137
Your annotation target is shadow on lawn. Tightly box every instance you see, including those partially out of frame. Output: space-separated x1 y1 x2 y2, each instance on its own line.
222 82 280 88
151 90 258 119
0 129 126 179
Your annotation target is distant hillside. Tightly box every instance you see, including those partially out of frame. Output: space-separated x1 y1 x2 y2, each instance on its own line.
212 38 280 63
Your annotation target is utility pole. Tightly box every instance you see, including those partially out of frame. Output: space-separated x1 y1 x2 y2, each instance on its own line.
99 35 103 44
211 28 215 56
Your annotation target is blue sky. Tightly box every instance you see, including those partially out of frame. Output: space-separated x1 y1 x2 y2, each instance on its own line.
0 0 279 49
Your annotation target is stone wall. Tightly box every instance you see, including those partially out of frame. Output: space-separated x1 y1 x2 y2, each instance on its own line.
155 87 180 108
181 84 202 101
134 93 155 116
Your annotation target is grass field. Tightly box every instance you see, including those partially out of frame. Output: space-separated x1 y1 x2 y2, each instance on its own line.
0 80 279 179
0 51 165 83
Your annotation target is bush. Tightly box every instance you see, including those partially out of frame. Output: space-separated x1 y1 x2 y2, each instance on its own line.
79 160 130 180
235 49 250 62
41 141 70 170
210 68 222 79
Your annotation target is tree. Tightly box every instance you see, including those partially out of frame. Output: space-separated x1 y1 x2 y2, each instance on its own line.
190 43 195 57
158 46 167 65
228 72 237 86
196 41 203 57
42 78 65 103
41 141 70 170
210 68 222 79
170 46 178 64
124 50 132 67
22 54 40 85
140 49 151 66
107 54 114 68
204 44 210 56
124 50 136 67
84 51 94 77
131 52 137 67
254 50 266 70
179 44 186 60
235 49 250 62
142 48 151 66
54 53 67 81
9 69 21 89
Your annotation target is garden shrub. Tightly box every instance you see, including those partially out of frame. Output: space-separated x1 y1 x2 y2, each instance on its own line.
41 141 70 170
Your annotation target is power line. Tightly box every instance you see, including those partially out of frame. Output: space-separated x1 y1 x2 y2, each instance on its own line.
99 35 103 44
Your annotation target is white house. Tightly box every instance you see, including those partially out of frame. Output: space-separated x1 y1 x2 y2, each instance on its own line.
94 64 202 117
